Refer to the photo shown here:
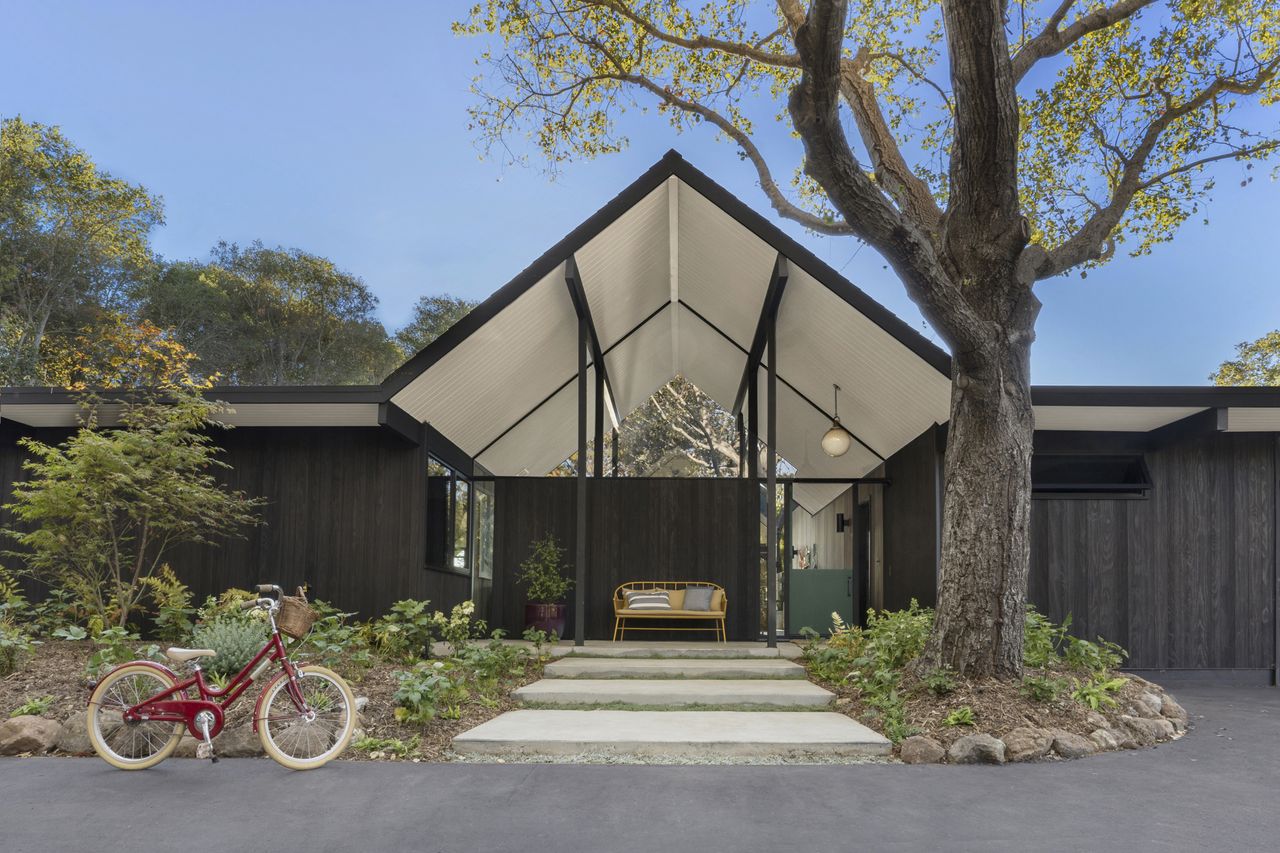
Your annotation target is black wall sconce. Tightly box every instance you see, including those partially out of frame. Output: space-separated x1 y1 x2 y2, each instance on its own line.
836 512 848 533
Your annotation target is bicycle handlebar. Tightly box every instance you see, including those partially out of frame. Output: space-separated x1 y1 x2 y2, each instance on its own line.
239 599 260 611
255 584 281 595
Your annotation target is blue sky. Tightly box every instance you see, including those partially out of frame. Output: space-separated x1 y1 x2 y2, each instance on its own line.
3 1 1277 385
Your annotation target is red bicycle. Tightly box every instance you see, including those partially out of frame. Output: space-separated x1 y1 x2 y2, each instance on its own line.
85 585 356 771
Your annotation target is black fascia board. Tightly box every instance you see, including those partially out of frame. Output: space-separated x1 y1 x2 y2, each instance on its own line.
378 401 423 446
1032 386 1280 408
0 385 386 405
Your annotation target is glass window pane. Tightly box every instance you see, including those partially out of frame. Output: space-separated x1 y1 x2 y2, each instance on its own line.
453 478 470 572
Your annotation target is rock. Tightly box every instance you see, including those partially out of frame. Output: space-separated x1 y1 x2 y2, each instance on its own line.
1051 730 1097 759
834 696 853 709
1086 712 1110 730
354 696 369 713
899 735 945 764
1160 695 1189 730
215 725 264 758
1003 726 1053 762
1089 728 1119 751
0 716 62 755
947 734 1006 765
54 712 95 755
1136 692 1164 718
1122 714 1175 744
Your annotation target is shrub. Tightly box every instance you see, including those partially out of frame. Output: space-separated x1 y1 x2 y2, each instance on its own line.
0 621 35 677
430 600 486 654
1023 606 1127 674
1062 635 1127 674
861 599 932 672
370 599 435 662
299 600 373 674
799 612 865 684
392 661 469 723
195 588 257 624
81 625 158 678
139 565 195 643
944 706 976 727
191 617 268 678
454 632 530 693
1023 606 1067 669
10 695 54 717
521 626 558 661
1072 675 1128 710
1022 673 1068 703
3 388 263 628
515 534 572 604
922 666 956 696
28 587 81 637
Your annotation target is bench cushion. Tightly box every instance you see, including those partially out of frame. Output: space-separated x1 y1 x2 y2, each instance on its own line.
616 608 725 618
683 586 714 611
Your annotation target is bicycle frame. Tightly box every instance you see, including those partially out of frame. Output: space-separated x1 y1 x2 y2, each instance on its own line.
113 625 308 740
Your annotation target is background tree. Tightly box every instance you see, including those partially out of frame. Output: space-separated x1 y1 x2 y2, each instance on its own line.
1213 331 1280 386
460 0 1280 677
137 242 402 385
395 294 478 355
0 117 163 384
39 312 207 390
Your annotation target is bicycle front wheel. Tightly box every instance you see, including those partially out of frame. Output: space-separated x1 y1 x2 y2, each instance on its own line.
87 664 186 770
256 664 356 770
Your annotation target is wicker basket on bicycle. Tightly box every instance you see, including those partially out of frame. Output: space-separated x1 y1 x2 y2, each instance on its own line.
277 587 317 639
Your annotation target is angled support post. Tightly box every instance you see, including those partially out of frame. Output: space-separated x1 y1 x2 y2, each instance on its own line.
732 255 790 417
766 299 779 649
565 256 622 430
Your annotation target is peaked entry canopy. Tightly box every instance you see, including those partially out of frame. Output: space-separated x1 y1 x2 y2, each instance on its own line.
384 152 954 512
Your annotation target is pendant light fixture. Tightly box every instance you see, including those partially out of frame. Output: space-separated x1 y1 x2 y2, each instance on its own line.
821 383 852 458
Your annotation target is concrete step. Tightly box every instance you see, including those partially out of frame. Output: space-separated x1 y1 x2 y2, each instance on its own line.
543 657 807 680
515 678 834 708
452 710 890 759
559 641 803 660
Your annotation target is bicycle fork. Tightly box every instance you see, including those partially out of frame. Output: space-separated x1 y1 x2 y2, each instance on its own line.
194 710 218 764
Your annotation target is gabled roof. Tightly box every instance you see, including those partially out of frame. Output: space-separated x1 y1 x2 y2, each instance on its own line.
381 151 954 511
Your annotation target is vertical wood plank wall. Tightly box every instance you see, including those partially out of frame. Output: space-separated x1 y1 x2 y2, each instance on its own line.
0 424 471 620
881 425 941 611
490 477 759 640
1029 432 1276 673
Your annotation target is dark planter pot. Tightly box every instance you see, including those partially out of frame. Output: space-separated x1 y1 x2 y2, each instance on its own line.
524 602 566 639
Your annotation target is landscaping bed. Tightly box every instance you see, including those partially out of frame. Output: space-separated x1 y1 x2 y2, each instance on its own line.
801 604 1188 764
0 589 553 763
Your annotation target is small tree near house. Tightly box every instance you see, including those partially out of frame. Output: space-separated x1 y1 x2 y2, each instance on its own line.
4 387 263 629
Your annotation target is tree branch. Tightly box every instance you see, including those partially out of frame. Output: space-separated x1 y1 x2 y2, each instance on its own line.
789 0 987 352
1041 59 1280 277
1011 0 1156 82
598 1 800 68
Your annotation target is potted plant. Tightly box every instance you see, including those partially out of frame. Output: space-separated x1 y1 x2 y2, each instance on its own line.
516 533 572 638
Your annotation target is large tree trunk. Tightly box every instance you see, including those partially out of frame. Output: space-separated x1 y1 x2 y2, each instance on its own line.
921 313 1037 679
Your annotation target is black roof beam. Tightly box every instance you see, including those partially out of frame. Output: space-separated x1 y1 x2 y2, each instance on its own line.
732 254 789 416
564 255 621 429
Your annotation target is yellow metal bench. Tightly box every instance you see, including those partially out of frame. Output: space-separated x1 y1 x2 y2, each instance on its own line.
612 581 727 642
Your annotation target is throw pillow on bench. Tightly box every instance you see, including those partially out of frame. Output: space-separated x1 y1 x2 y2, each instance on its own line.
625 590 672 610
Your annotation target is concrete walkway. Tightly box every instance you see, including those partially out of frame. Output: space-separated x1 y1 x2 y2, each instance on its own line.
1 687 1277 852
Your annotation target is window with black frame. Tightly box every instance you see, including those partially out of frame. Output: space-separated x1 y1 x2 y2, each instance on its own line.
426 457 470 573
1031 454 1153 499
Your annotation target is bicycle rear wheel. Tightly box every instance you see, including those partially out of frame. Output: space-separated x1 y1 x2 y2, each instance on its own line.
256 664 356 770
87 664 185 770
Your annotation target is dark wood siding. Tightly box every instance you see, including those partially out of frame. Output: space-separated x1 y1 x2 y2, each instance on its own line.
490 478 759 640
882 425 941 611
0 424 471 621
1029 432 1276 672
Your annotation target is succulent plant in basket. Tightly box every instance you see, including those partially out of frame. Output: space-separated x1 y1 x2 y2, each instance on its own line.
515 533 572 639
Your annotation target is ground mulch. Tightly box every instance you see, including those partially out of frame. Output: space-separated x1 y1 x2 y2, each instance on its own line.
1 640 544 762
0 641 95 723
814 664 1170 754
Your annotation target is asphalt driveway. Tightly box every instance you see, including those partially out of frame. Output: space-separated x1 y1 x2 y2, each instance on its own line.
1 686 1276 853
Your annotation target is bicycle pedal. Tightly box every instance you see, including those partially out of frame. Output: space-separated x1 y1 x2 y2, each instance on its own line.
196 742 215 761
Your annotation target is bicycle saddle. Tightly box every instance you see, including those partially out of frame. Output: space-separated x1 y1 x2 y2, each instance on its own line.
164 647 217 662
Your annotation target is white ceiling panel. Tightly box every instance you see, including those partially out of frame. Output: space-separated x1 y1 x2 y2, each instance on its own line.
755 369 883 481
676 183 779 347
773 265 951 460
602 306 674 419
477 366 598 475
391 266 580 455
1033 406 1203 431
575 182 671 349
677 305 748 410
792 482 854 515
